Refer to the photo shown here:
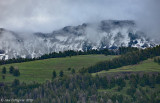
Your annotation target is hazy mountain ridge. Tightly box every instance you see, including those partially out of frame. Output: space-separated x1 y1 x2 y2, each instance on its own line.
0 20 156 60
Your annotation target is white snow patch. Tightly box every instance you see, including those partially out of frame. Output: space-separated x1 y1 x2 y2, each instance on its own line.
55 36 68 41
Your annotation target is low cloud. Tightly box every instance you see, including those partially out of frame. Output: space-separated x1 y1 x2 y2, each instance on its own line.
134 0 160 42
0 0 159 41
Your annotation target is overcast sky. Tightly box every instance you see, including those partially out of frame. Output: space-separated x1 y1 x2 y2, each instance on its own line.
0 0 159 38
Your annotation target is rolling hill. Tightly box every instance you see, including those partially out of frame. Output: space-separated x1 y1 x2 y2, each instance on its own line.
92 57 160 76
1 54 160 83
0 55 117 83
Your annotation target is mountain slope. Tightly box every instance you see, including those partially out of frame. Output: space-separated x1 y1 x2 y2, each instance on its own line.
0 20 155 59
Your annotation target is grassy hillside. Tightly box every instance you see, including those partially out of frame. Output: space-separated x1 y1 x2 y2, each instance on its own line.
92 58 160 76
0 55 116 83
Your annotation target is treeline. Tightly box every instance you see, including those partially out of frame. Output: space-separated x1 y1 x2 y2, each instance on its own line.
0 47 138 65
80 45 160 73
1 73 160 103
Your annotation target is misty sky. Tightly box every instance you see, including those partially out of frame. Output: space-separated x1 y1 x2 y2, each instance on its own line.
0 0 159 38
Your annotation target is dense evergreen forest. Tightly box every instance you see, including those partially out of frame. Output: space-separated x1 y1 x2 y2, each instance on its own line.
0 47 138 65
80 45 160 73
1 73 160 103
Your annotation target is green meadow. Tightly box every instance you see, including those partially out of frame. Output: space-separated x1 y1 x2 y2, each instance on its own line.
0 55 116 83
92 58 160 76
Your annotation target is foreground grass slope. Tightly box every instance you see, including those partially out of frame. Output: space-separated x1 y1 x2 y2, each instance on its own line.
92 58 160 76
0 55 116 83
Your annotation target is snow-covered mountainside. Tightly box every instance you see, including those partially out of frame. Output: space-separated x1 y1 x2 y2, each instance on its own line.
0 20 156 59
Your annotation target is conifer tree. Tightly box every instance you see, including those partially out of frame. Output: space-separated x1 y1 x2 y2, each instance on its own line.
59 70 64 77
52 70 57 79
9 66 14 74
2 67 6 74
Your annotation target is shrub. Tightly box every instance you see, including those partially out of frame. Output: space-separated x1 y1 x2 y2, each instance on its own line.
12 79 20 86
13 69 20 76
71 69 75 74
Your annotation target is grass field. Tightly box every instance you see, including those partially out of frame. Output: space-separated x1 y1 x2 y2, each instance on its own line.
0 55 116 83
92 58 160 76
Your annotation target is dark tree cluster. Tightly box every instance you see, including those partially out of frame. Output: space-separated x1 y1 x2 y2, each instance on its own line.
1 66 20 78
1 67 6 80
67 68 75 74
52 70 65 79
118 47 139 54
1 73 160 103
80 45 160 73
9 66 20 77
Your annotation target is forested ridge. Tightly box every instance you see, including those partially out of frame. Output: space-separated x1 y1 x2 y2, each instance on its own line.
1 73 160 103
80 45 160 73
